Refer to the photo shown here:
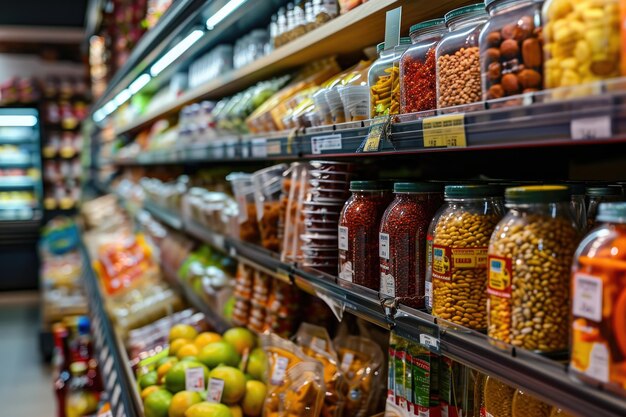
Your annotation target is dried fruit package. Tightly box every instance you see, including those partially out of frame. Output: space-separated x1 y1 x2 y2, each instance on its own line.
295 324 346 417
252 164 288 252
333 335 384 417
262 333 326 417
280 163 310 263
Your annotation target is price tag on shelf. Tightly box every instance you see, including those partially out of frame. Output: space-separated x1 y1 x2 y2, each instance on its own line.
570 116 612 140
185 367 206 392
266 140 282 156
419 334 440 351
311 134 342 154
207 378 225 403
251 138 268 158
423 114 466 148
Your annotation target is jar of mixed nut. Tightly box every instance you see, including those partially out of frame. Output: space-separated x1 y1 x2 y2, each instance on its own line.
487 185 579 353
436 3 489 109
427 185 504 329
585 186 623 231
543 0 621 93
570 202 626 396
479 0 544 101
368 38 412 117
339 181 393 289
400 18 447 114
379 182 443 308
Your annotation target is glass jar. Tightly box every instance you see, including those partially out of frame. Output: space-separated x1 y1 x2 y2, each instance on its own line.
427 185 503 329
400 18 447 114
480 0 544 101
543 0 621 91
586 186 623 231
379 183 443 308
368 38 411 118
338 181 393 289
436 3 489 109
484 376 515 417
487 186 579 353
512 390 552 417
568 183 587 232
570 202 626 396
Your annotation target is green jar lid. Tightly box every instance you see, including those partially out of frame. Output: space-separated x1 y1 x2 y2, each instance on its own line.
445 3 487 24
400 37 412 45
505 185 570 203
445 184 501 198
586 186 623 197
597 202 626 223
376 42 385 53
394 182 442 193
410 18 445 35
350 180 392 191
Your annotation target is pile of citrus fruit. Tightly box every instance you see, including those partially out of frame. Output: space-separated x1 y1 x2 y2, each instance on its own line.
138 324 268 417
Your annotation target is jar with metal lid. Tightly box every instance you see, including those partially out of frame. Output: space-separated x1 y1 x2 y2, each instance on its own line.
400 18 447 114
379 182 443 308
338 181 393 289
570 202 626 396
480 0 544 101
427 185 503 329
543 0 620 92
436 3 489 109
487 185 579 353
586 186 623 231
369 38 412 118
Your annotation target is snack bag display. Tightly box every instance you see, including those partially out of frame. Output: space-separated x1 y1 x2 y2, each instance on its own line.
334 335 384 417
262 333 326 417
295 323 346 417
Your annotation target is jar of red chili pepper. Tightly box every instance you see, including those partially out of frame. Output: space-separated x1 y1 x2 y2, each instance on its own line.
338 181 393 289
570 202 626 396
426 184 504 330
400 18 447 114
379 182 443 308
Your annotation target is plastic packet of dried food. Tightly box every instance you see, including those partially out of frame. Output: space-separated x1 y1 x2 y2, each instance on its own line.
333 334 384 417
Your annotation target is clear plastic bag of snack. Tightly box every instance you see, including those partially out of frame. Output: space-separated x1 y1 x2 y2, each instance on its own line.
252 164 288 251
296 323 346 417
333 334 384 417
227 172 261 243
281 162 310 262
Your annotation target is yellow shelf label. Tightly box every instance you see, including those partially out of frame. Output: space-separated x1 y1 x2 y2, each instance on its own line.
423 113 466 148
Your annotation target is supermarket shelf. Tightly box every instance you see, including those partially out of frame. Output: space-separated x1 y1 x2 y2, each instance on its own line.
107 83 626 165
80 241 141 417
112 0 471 135
136 198 626 417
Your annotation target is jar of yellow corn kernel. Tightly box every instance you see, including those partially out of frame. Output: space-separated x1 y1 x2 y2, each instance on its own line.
543 0 621 95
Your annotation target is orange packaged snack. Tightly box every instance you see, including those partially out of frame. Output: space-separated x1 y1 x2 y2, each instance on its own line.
571 202 626 396
334 335 384 417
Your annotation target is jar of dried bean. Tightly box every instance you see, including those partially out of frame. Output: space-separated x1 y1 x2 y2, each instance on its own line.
369 38 411 118
480 0 544 101
400 18 447 114
427 185 503 329
570 202 626 396
484 376 515 417
379 182 443 308
512 390 552 417
436 3 489 109
338 181 393 289
543 0 621 93
585 186 623 231
487 185 579 353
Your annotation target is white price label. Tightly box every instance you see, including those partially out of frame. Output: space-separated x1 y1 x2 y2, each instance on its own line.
420 334 440 350
251 138 268 158
381 273 395 297
185 367 205 392
425 281 433 310
340 352 354 373
338 226 349 251
207 378 225 403
270 356 289 386
571 116 612 140
573 273 603 322
379 233 390 259
311 134 342 154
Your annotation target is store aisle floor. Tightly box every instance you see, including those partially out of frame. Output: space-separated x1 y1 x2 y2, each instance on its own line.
0 298 55 416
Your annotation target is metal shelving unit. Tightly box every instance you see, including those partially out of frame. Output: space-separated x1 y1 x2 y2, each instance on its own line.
134 197 626 417
81 241 141 417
